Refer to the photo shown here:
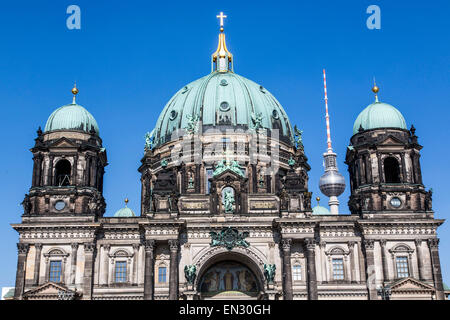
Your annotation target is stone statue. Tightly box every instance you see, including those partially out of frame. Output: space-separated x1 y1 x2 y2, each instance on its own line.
213 160 226 176
425 189 433 211
303 191 312 210
213 159 244 178
263 264 276 284
185 114 199 135
230 160 244 177
294 125 304 150
251 112 264 133
223 189 235 213
21 194 32 214
184 264 197 285
144 130 155 151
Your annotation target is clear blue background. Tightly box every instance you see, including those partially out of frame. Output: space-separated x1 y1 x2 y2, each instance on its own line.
0 0 449 289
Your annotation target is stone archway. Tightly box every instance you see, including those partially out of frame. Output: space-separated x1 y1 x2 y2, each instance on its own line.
194 251 265 300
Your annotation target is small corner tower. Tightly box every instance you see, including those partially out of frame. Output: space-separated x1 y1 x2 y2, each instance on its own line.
25 84 108 218
318 70 346 214
345 82 431 217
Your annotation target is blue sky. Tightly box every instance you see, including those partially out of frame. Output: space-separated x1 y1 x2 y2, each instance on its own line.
0 0 449 289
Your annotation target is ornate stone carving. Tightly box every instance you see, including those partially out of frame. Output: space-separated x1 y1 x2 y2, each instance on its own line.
363 239 375 250
168 239 179 252
84 242 96 253
304 238 316 250
281 238 292 251
17 243 29 254
209 227 250 250
21 194 32 214
144 240 155 252
427 238 439 249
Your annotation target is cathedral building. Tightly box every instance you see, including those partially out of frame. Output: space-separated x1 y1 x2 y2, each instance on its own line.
11 14 445 300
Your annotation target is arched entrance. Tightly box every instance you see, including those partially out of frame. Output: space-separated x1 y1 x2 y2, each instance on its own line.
195 251 265 300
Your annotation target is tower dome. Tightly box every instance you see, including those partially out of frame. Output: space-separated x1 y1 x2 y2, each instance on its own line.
352 85 407 135
150 19 294 148
44 85 100 135
113 199 136 217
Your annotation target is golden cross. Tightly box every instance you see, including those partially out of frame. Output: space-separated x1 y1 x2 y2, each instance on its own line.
216 12 227 28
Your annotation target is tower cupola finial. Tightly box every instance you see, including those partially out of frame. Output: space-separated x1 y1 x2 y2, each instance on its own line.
72 82 79 104
372 78 379 102
212 12 233 73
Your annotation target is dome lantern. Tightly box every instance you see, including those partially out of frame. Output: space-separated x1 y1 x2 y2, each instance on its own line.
212 12 233 73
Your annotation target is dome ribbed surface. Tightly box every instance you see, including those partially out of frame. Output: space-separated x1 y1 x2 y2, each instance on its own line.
353 101 406 135
152 71 295 146
113 207 136 217
45 103 99 135
312 205 330 215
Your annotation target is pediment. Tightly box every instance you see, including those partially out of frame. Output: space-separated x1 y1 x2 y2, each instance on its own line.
49 137 79 148
390 277 435 291
212 168 246 181
378 135 405 146
23 282 77 298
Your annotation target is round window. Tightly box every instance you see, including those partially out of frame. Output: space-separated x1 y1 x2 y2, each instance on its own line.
219 101 230 112
272 109 279 119
390 197 402 208
54 200 66 211
220 79 228 86
169 110 178 120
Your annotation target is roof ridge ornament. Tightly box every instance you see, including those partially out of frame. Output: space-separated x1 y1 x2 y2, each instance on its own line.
212 12 233 73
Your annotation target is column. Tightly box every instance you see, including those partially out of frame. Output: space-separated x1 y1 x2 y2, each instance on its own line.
305 238 318 300
363 239 377 300
101 245 110 286
380 240 389 283
82 243 96 300
47 155 54 186
169 239 179 300
14 243 29 299
415 239 426 281
281 238 293 300
348 241 356 283
132 243 139 285
357 241 366 283
320 241 327 283
427 239 444 300
33 243 43 286
70 243 79 285
72 155 78 186
143 240 155 300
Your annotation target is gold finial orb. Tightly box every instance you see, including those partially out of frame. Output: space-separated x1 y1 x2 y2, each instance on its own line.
124 198 129 205
372 85 379 94
72 84 79 95
316 197 320 202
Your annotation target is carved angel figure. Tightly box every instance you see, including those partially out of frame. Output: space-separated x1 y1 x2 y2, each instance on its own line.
251 112 264 133
184 114 199 135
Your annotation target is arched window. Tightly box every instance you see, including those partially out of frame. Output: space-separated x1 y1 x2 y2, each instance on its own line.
384 157 400 183
55 160 71 186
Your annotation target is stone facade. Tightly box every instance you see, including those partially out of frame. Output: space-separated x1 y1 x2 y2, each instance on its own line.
11 117 446 300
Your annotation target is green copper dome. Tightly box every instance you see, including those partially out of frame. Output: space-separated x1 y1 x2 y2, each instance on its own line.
113 206 136 217
45 103 100 135
353 100 407 135
312 205 330 215
152 71 295 147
